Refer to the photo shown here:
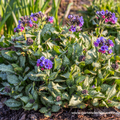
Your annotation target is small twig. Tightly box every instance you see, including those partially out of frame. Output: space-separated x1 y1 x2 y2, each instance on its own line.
55 108 64 117
69 107 73 113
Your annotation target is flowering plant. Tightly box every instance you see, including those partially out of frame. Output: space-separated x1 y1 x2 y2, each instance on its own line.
94 37 114 54
96 10 118 24
68 15 84 32
0 10 120 118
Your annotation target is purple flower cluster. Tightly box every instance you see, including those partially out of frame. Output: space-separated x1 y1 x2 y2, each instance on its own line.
37 56 53 70
46 16 54 23
68 15 84 32
94 37 114 54
14 11 54 33
96 10 118 24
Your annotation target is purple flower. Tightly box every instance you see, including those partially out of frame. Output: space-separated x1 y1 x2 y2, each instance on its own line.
96 11 100 14
79 16 84 27
96 38 101 44
30 13 34 17
48 16 54 23
18 20 21 24
68 15 73 19
98 49 106 54
100 36 104 41
17 24 21 29
108 39 114 47
108 49 113 54
79 16 84 24
37 56 53 69
45 59 53 69
40 56 45 61
105 10 109 14
39 11 41 14
43 59 49 65
101 46 106 51
104 45 108 50
94 41 99 47
37 59 41 64
100 10 105 15
40 62 44 67
33 17 38 21
14 28 17 32
92 85 95 88
69 25 76 32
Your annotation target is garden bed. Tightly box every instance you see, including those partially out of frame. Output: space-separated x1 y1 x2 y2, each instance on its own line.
0 0 120 120
0 95 120 120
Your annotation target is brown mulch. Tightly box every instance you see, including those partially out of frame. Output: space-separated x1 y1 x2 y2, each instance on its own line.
1 0 120 120
0 95 120 120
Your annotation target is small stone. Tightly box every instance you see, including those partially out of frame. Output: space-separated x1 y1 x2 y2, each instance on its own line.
19 113 26 120
29 114 37 120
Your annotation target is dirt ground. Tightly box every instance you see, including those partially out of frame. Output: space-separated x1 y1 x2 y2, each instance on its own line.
1 0 120 120
0 95 120 120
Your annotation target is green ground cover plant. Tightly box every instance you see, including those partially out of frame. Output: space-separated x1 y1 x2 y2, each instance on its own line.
0 4 120 118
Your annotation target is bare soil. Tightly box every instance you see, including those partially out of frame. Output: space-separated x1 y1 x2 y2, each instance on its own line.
1 0 120 120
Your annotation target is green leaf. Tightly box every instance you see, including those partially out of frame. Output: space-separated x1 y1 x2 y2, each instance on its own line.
92 62 101 68
55 101 62 106
1 50 18 61
24 102 33 108
32 103 39 111
92 98 99 106
75 76 86 84
84 69 96 75
39 107 48 113
69 95 82 106
36 30 41 45
7 74 20 85
63 55 70 65
54 56 62 70
49 72 58 80
62 92 70 100
101 84 111 92
83 76 89 88
20 96 29 103
32 90 38 100
54 45 62 54
42 96 54 105
5 51 15 57
0 72 7 80
77 103 86 109
5 99 22 108
25 84 32 95
0 64 14 73
60 72 70 78
98 69 103 79
51 105 60 112
19 55 26 67
106 84 117 100
13 93 23 99
44 111 51 117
